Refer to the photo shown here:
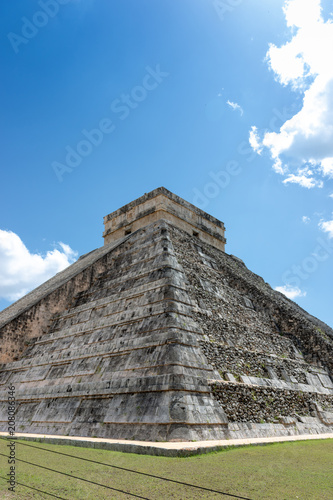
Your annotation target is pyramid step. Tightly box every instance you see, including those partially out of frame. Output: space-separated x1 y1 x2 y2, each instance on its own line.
50 284 196 332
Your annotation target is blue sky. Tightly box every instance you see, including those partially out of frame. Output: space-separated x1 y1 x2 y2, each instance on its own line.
0 0 332 327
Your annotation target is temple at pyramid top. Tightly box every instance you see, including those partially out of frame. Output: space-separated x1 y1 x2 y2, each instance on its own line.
103 187 226 251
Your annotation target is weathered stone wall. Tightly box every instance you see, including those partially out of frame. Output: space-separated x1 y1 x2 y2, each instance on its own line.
200 341 309 384
211 381 333 424
167 224 333 437
169 225 333 375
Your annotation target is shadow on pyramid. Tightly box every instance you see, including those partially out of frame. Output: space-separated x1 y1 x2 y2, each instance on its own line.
0 188 332 442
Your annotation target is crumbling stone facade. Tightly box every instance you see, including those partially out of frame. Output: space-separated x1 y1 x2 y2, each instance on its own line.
0 188 332 442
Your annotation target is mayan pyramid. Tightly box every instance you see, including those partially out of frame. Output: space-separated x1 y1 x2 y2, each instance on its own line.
0 187 332 442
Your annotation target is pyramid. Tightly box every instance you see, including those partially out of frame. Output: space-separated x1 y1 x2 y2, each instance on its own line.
0 187 332 442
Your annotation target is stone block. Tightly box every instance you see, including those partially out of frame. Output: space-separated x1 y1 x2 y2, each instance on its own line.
317 374 333 389
32 398 82 423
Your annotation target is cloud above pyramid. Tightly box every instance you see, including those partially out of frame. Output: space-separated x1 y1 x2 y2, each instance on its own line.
249 0 333 188
0 229 77 301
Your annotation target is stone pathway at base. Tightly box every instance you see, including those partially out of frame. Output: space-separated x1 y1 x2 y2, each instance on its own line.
1 432 332 457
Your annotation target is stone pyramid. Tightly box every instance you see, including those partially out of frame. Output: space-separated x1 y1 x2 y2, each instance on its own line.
0 187 332 442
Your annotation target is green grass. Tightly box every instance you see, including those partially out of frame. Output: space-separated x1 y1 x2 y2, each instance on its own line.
0 438 332 499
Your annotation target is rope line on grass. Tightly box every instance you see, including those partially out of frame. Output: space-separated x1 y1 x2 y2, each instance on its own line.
0 437 254 499
0 475 68 499
0 452 151 500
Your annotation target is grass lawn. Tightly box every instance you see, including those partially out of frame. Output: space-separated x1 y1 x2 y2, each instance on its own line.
0 438 332 499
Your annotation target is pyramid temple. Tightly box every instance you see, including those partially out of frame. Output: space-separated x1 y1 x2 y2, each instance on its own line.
0 187 332 442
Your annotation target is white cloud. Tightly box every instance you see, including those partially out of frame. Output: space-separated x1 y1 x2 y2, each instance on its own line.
319 217 333 238
302 215 310 223
0 230 78 302
249 126 263 154
330 193 333 198
250 0 333 188
283 174 323 188
275 284 307 299
58 242 77 258
321 157 333 177
227 100 243 116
